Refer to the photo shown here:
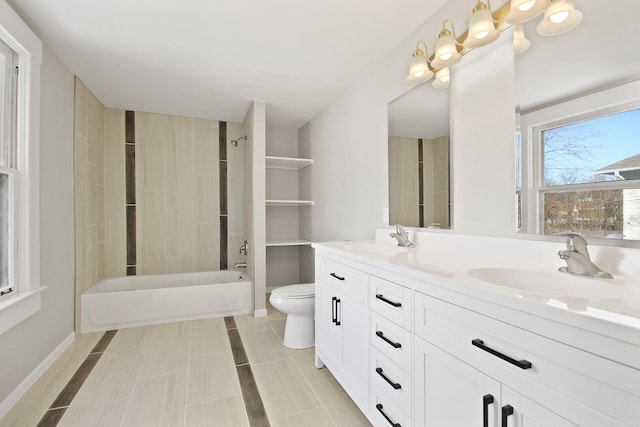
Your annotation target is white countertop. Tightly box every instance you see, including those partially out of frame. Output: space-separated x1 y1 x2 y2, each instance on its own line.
313 236 640 345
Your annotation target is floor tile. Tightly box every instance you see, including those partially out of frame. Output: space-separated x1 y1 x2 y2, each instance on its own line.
234 313 270 334
252 358 321 420
271 407 336 427
190 324 230 356
186 396 250 427
311 378 371 427
71 354 144 406
104 327 154 356
242 329 288 365
139 336 189 378
57 400 127 427
187 352 241 404
268 318 286 343
121 372 187 427
287 347 332 384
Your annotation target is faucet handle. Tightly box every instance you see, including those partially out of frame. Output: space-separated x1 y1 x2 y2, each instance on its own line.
558 232 589 257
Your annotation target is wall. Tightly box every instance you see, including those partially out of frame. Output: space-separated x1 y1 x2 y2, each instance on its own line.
73 78 106 332
0 45 75 413
299 0 514 248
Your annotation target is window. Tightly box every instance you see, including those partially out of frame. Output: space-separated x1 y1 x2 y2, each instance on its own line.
0 1 43 335
532 107 640 240
1 38 17 297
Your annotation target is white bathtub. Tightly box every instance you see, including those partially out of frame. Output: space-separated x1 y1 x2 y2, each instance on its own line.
81 270 252 333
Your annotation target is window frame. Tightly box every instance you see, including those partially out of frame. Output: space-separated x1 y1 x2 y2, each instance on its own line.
519 80 640 246
0 0 44 335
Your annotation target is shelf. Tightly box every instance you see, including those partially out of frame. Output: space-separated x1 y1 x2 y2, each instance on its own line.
266 239 312 247
266 200 314 206
265 156 313 170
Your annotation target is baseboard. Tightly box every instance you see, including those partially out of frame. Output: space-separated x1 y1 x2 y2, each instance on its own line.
254 308 268 317
0 332 75 420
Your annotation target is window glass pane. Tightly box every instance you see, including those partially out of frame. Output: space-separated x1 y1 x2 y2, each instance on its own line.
1 39 18 168
542 109 640 186
542 188 640 239
0 173 8 288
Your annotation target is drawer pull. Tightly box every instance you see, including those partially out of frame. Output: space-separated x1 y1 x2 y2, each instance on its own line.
376 331 402 349
376 293 402 308
331 297 337 324
472 339 532 370
376 367 401 390
329 272 345 281
483 394 494 427
501 404 514 427
375 403 401 427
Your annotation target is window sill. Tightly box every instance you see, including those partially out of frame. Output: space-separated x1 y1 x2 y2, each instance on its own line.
0 286 47 336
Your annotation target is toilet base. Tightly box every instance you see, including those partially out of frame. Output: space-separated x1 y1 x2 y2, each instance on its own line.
283 314 315 349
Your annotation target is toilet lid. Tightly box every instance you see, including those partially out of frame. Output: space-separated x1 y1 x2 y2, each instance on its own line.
271 283 315 298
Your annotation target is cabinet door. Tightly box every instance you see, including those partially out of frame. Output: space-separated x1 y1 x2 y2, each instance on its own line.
340 294 369 408
316 284 342 370
501 386 577 427
415 339 500 427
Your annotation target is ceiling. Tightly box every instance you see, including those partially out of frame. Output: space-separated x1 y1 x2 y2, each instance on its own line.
7 0 448 129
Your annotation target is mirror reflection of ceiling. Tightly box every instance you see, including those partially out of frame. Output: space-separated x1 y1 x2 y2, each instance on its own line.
516 0 640 113
388 82 449 139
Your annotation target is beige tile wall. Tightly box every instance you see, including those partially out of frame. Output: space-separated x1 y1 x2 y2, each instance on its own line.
74 78 106 332
104 108 126 277
423 135 450 228
388 136 419 227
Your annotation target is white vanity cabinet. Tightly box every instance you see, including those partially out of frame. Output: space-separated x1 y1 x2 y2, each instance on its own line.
315 255 370 411
313 244 640 427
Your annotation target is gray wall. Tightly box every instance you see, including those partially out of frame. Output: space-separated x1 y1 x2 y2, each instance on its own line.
0 46 75 404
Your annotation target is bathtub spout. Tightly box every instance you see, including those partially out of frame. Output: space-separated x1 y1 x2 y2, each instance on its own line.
234 262 247 268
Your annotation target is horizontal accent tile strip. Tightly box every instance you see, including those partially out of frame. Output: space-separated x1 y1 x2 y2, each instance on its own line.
228 328 249 366
219 120 227 161
224 316 237 330
126 266 136 276
219 160 227 215
220 216 228 270
50 353 102 409
237 363 270 427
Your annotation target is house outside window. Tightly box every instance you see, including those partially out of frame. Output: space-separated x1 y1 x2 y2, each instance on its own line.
534 108 640 240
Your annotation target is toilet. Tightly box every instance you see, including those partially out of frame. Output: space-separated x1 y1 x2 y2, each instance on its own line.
269 283 315 349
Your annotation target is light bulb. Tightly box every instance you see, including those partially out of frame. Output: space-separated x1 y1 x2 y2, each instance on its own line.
550 10 569 23
517 0 535 11
475 31 489 39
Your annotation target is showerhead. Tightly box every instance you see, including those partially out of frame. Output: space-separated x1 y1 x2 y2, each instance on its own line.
230 135 247 146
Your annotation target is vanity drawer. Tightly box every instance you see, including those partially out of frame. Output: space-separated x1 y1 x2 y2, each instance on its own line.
371 388 409 427
370 275 412 331
318 256 368 302
371 348 412 416
415 292 640 426
371 311 412 372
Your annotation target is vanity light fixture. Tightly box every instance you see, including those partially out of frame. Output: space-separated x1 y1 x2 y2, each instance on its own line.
513 24 531 55
536 0 582 36
431 20 463 69
505 0 550 24
464 0 500 49
406 40 434 83
432 68 450 89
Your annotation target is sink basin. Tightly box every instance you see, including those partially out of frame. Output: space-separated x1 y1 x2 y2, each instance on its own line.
466 267 631 299
344 243 410 257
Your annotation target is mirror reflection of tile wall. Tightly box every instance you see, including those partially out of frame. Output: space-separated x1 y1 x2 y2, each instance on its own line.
389 135 449 229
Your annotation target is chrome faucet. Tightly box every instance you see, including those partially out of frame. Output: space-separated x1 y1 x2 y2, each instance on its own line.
557 233 613 279
389 225 416 248
239 240 248 255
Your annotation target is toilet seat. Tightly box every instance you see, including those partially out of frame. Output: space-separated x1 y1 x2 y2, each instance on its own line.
271 283 315 299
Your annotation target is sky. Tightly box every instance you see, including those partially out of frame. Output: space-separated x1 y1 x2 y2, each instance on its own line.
543 108 640 185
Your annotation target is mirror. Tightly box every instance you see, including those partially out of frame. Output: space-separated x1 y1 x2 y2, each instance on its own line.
388 82 450 229
515 0 640 240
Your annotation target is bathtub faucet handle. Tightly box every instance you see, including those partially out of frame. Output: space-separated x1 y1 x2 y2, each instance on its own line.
239 240 248 255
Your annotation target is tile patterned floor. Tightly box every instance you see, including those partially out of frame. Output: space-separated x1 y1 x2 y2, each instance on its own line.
0 297 372 427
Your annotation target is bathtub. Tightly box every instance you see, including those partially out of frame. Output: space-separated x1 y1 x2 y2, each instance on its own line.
81 270 252 333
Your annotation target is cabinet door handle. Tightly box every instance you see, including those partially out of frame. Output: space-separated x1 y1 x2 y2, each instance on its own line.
335 298 341 326
331 297 337 324
376 331 402 349
330 272 345 281
375 293 402 308
483 394 494 427
375 403 401 427
376 367 401 390
501 404 514 427
472 339 532 370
